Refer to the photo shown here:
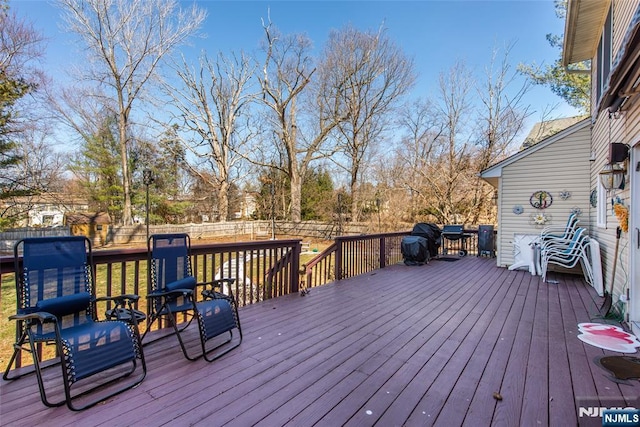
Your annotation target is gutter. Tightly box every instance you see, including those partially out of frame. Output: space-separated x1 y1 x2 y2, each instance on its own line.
564 65 591 75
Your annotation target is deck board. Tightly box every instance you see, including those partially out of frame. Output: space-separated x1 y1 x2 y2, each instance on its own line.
429 267 512 426
1 256 638 426
463 267 529 426
547 276 578 426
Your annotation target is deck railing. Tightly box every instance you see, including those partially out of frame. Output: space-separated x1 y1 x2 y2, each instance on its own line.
0 239 301 369
1 227 491 369
301 232 410 291
302 228 486 289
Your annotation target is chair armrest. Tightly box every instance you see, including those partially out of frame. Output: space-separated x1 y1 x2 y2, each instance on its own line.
199 278 236 287
147 288 194 299
541 225 568 234
96 294 140 304
539 236 576 250
200 278 236 301
202 289 234 300
98 294 144 323
9 311 57 323
542 239 589 257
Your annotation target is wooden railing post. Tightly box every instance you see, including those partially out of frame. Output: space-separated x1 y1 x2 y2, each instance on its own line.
335 238 344 280
291 242 301 293
379 236 386 269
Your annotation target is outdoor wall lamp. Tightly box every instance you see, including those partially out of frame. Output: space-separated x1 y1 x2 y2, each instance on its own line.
599 143 630 191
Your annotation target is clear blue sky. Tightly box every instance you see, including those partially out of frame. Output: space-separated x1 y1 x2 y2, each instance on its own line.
12 0 579 136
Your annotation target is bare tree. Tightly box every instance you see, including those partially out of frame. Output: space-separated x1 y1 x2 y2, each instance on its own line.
0 1 53 228
165 51 256 221
470 44 532 223
391 98 444 222
57 0 206 225
424 61 475 224
0 128 67 227
47 85 132 221
326 25 415 222
49 85 116 150
0 1 44 82
257 21 344 222
383 48 531 226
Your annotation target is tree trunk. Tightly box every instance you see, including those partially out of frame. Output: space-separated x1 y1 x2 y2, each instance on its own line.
350 175 359 223
118 113 133 225
290 169 302 222
219 179 229 222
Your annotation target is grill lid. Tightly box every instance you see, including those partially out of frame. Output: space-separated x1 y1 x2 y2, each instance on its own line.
442 225 464 235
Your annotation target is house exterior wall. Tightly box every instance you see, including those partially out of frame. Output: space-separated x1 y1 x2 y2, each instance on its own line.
497 124 592 267
587 0 637 317
564 0 640 331
3 196 90 228
589 110 632 303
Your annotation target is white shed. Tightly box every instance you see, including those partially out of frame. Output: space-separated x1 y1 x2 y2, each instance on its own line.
480 118 592 269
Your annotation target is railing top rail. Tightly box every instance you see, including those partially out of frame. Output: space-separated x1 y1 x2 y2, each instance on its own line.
0 239 303 275
334 231 410 242
304 242 338 271
190 239 301 255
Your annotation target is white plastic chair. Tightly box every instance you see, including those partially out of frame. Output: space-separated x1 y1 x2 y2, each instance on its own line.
540 213 579 247
541 228 593 284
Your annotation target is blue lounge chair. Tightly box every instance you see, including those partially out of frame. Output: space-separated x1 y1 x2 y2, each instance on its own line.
143 233 242 361
3 236 146 410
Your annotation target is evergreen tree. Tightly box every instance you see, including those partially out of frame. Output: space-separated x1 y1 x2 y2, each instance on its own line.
518 0 590 113
0 2 40 202
0 1 47 228
301 168 334 221
68 114 124 221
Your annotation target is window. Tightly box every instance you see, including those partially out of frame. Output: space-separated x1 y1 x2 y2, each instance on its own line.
597 5 613 104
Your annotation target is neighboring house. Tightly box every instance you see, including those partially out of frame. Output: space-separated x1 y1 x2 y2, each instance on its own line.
563 0 640 335
235 193 257 220
1 194 90 227
480 119 592 270
520 115 587 148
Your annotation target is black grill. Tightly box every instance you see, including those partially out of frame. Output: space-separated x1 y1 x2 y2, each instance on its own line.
441 225 464 240
441 225 468 256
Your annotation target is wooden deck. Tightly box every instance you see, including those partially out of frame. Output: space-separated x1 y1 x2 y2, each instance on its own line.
1 256 638 426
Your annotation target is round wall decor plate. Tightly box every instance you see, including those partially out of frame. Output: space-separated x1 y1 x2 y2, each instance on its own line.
530 190 552 209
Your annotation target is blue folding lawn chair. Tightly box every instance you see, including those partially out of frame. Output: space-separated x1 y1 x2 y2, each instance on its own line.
3 236 146 411
143 233 242 361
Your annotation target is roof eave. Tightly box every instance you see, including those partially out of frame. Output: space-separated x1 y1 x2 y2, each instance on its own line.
562 0 612 66
479 118 590 181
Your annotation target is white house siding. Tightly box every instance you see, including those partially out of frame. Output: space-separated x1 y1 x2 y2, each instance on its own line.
629 117 640 330
587 0 638 317
590 110 632 303
498 124 592 267
614 0 637 53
